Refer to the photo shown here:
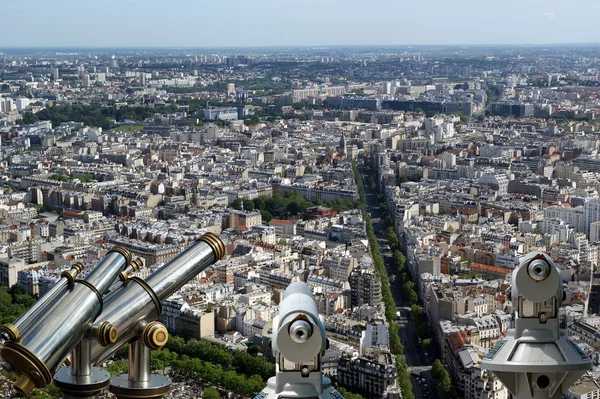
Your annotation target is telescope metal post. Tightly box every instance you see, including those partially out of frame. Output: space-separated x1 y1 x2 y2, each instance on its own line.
72 338 92 378
110 323 171 399
53 337 112 399
128 340 151 384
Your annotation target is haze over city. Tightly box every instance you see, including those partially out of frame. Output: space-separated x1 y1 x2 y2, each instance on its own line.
1 0 600 47
3 2 600 399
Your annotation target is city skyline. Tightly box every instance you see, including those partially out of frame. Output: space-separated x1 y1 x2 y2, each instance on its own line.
1 0 600 48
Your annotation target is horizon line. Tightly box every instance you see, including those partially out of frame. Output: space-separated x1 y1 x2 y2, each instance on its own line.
2 42 600 50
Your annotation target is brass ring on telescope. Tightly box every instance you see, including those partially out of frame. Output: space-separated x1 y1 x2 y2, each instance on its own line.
119 271 129 282
60 270 76 285
197 232 226 261
74 280 104 313
71 262 84 274
131 258 143 271
0 341 52 395
97 321 118 347
1 323 19 341
129 277 162 318
141 321 169 350
108 245 133 265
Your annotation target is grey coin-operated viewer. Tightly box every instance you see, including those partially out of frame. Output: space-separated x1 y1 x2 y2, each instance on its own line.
481 251 592 399
255 282 344 399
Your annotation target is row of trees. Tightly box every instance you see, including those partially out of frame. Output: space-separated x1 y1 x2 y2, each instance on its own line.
230 192 356 222
171 355 266 397
352 161 414 399
366 162 457 398
166 336 275 381
103 339 271 397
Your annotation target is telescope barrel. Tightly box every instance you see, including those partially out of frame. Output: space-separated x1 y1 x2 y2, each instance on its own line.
90 233 225 365
0 246 132 396
1 263 84 343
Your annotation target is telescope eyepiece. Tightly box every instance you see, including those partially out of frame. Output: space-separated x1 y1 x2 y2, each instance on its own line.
1 323 19 341
289 319 312 344
528 259 551 281
96 321 118 347
141 321 169 350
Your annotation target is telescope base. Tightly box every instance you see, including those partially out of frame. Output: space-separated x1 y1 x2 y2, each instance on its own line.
109 373 171 399
53 366 111 399
256 376 343 399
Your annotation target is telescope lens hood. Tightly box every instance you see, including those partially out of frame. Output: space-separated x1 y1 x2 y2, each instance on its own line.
0 341 52 395
197 232 226 261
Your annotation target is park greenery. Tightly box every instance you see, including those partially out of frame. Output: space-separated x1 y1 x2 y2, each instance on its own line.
0 285 35 325
49 173 93 183
16 104 175 130
230 191 356 222
352 160 414 399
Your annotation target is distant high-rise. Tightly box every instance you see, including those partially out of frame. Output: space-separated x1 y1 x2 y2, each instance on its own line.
381 81 392 95
53 68 59 80
139 72 146 86
585 199 600 237
338 132 347 158
110 59 118 69
83 74 91 87
227 83 236 96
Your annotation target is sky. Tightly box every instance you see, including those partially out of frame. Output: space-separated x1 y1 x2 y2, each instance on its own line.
1 0 599 48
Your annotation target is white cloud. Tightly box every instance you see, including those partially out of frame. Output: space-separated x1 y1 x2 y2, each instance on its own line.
542 12 557 20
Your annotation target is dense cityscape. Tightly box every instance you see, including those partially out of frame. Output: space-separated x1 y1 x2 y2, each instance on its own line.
1 43 600 398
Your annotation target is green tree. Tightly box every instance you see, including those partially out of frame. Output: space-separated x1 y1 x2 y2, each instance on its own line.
107 359 128 376
421 338 432 351
431 359 445 380
438 374 455 399
18 112 39 125
24 390 53 399
387 227 399 251
231 198 242 210
335 387 364 399
150 358 165 372
203 387 220 399
243 200 255 211
410 304 422 321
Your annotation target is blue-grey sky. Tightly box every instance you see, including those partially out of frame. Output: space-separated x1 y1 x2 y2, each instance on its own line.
1 0 599 47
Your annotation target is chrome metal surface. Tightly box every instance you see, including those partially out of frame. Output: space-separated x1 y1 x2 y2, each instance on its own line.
90 284 158 364
91 238 220 365
129 340 151 383
9 250 129 380
85 252 130 294
71 338 91 377
3 264 83 341
109 373 171 399
289 320 312 344
145 240 215 301
54 365 111 399
528 259 551 281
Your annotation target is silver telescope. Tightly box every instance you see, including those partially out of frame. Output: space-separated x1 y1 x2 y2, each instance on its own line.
74 233 224 399
90 233 225 365
1 262 84 343
0 246 132 396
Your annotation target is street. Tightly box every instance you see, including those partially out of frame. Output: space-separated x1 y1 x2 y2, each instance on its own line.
360 165 439 399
